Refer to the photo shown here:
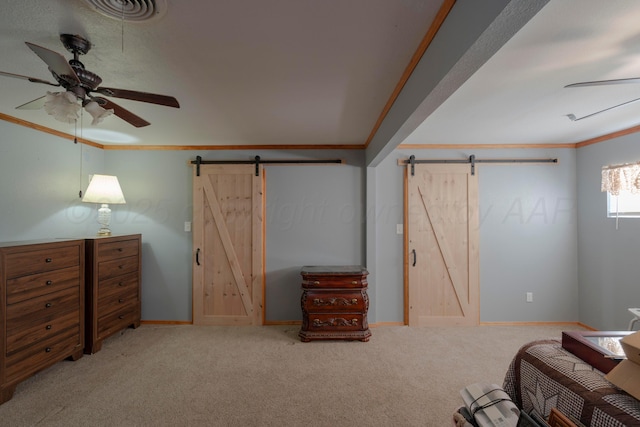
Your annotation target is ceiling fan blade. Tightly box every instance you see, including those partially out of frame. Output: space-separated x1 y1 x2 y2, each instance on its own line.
94 97 150 128
567 96 640 121
25 42 80 84
95 87 180 108
16 96 46 110
565 77 640 88
0 70 60 87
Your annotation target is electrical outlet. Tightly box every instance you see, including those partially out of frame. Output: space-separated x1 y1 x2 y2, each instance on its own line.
526 292 533 303
396 224 403 234
184 221 191 232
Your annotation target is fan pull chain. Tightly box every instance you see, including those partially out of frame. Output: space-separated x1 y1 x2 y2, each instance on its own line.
78 111 83 198
121 0 125 52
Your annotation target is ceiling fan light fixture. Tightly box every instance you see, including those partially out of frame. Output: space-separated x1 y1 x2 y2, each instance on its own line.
84 100 114 125
43 91 81 123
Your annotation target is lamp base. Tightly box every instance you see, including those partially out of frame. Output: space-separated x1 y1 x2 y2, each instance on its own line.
96 204 112 236
97 228 112 236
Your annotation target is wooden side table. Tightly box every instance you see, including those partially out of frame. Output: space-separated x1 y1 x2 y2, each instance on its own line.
299 265 371 342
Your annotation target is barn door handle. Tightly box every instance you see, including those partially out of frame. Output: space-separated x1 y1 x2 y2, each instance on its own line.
412 249 416 266
196 248 200 266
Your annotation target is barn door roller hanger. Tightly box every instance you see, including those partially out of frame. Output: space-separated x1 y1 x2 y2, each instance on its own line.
403 155 558 176
191 155 343 176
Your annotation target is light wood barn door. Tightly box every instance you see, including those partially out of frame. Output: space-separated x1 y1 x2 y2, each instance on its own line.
406 163 479 326
192 164 264 325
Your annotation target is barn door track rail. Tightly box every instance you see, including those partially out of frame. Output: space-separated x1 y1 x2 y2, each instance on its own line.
401 155 558 176
191 155 343 176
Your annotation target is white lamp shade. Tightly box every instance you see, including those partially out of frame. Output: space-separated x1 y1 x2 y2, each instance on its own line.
82 174 126 204
43 91 81 124
84 100 114 125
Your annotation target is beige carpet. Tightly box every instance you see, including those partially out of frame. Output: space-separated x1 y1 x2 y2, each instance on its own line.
0 323 585 427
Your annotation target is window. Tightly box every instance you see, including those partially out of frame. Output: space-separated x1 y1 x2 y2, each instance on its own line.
607 190 640 218
602 161 640 223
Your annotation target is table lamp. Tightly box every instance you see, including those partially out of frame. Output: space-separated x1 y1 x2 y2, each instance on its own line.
82 174 126 236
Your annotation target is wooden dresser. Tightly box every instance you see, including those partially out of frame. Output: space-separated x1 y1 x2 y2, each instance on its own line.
0 239 85 404
299 265 371 342
84 234 141 354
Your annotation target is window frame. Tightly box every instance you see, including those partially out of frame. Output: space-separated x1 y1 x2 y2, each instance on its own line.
607 190 640 218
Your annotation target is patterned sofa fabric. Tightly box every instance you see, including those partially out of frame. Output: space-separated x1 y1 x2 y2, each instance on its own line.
503 339 640 426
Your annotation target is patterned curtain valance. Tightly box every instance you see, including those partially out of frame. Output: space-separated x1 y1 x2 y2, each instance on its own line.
601 162 640 195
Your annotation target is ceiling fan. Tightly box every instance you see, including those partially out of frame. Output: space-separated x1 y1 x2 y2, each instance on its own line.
0 33 179 127
565 78 640 121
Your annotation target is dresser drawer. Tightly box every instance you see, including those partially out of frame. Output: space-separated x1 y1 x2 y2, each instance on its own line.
6 266 80 305
97 304 138 339
97 239 139 261
98 285 138 317
98 256 138 281
97 271 138 300
6 286 80 326
6 309 80 356
306 313 367 332
4 326 81 383
302 276 367 289
5 245 80 279
302 290 367 312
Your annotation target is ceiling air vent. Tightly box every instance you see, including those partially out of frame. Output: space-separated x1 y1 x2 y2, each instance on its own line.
82 0 167 23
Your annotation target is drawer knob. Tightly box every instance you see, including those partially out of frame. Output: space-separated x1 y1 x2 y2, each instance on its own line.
352 281 358 285
118 315 125 320
46 325 52 330
45 347 52 353
46 280 53 285
118 298 124 303
45 302 52 308
118 282 124 286
45 258 52 263
119 265 124 269
118 248 123 252
313 281 320 285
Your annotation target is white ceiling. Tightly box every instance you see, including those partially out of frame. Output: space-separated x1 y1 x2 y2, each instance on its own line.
403 0 640 147
1 0 640 154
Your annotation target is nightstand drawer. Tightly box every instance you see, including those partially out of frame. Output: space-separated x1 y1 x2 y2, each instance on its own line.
6 266 80 305
6 285 80 326
97 239 139 261
6 309 80 356
302 290 367 312
98 256 138 281
5 245 79 279
301 277 367 289
306 313 367 332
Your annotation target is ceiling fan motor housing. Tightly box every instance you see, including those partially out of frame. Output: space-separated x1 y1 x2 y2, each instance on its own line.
60 34 91 56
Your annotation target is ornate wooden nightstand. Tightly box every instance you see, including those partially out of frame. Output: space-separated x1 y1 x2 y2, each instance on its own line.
299 265 371 342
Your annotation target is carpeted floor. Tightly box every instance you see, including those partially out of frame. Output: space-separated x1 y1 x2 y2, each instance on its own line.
0 323 585 426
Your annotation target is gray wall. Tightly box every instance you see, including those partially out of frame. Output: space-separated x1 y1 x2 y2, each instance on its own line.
0 119 366 322
0 123 104 240
577 135 640 330
9 117 638 329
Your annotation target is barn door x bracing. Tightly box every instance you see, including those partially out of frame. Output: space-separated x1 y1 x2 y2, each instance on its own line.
406 163 479 326
192 164 264 325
